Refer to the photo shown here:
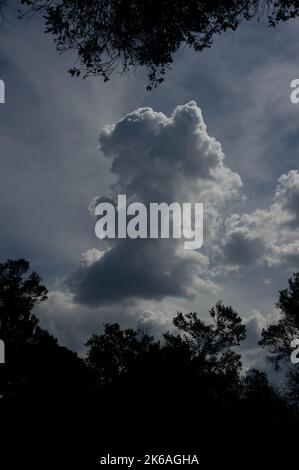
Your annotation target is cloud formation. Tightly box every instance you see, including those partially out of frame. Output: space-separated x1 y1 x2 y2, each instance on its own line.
222 170 299 269
64 102 242 306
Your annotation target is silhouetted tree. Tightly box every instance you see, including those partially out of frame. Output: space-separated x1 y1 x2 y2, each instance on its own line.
242 368 278 401
84 303 248 457
162 303 247 407
0 259 89 401
260 272 299 403
240 367 296 454
286 367 299 403
260 273 299 369
0 258 47 343
86 301 246 387
166 302 246 373
85 323 157 386
1 1 295 88
0 258 298 465
84 301 247 427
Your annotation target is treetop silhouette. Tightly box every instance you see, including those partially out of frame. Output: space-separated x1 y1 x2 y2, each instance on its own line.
260 272 299 369
0 258 299 464
0 1 298 88
0 258 47 343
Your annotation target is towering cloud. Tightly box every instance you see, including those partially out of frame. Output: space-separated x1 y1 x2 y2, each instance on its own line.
64 102 242 306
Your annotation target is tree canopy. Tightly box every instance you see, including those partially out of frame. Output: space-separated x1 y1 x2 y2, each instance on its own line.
0 258 47 342
260 273 299 368
1 259 299 465
0 1 298 88
260 272 299 402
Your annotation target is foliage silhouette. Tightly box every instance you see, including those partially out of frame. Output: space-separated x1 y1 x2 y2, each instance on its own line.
0 259 90 401
0 1 295 88
86 322 157 386
0 258 47 342
260 273 299 366
260 272 299 402
0 258 298 465
168 303 246 369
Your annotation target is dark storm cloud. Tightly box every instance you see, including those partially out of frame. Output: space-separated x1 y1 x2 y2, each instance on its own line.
66 240 192 306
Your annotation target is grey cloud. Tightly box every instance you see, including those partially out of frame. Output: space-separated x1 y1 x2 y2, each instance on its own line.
276 170 299 227
37 288 216 354
222 170 299 269
223 231 266 266
99 101 242 203
37 290 140 354
238 311 284 385
240 313 265 353
0 9 132 285
66 240 195 306
2 2 299 379
64 102 242 306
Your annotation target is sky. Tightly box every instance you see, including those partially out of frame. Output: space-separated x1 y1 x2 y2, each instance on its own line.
0 2 299 377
